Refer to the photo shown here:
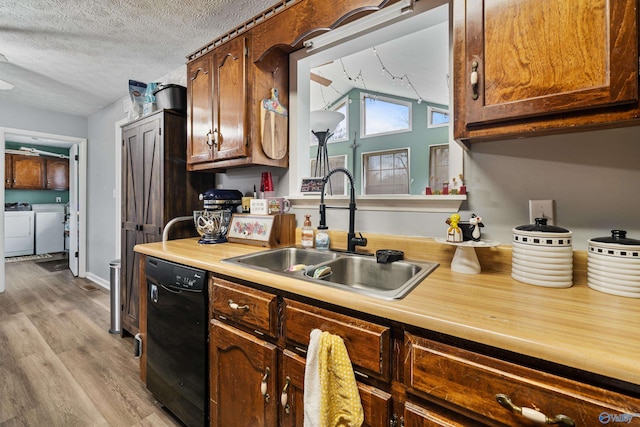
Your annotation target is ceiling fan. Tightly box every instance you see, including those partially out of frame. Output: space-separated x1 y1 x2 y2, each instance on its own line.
310 60 334 86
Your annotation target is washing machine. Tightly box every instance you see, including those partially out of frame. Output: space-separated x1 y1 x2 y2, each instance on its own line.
32 204 65 255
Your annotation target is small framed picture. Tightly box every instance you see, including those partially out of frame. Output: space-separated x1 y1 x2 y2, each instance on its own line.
300 177 324 194
227 214 275 246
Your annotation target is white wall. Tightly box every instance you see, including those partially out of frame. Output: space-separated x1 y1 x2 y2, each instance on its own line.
86 101 128 281
85 66 188 281
0 99 87 138
290 125 640 251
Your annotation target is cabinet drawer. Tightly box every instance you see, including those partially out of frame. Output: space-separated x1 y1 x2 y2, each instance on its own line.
211 277 278 338
404 333 640 426
283 299 390 381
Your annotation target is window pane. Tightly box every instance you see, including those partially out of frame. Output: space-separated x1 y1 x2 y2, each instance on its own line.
362 148 409 195
363 95 411 137
329 100 348 142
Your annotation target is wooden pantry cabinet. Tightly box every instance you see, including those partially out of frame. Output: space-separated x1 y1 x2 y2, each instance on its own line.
207 275 640 427
120 109 209 336
453 0 640 144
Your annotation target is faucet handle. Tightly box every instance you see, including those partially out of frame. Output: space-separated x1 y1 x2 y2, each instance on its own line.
353 232 367 247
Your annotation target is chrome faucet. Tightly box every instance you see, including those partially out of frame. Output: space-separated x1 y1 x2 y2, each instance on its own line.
319 167 367 253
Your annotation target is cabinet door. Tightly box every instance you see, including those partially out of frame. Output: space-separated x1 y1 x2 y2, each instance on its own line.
210 320 278 427
120 117 163 335
402 401 478 427
455 0 638 134
213 35 249 161
187 53 215 165
45 158 69 190
12 155 45 189
280 349 392 427
5 154 12 187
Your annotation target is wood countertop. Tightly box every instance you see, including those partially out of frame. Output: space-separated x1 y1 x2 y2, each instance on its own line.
135 235 640 388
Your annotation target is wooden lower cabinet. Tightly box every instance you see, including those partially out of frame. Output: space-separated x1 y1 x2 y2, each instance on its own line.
280 349 392 427
209 276 640 427
210 319 278 427
404 332 640 426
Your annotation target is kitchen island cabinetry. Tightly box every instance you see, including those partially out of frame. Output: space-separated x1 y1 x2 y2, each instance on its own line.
453 0 640 143
120 110 208 336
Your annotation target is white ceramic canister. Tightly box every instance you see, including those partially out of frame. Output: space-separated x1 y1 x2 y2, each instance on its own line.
587 230 640 298
511 218 573 288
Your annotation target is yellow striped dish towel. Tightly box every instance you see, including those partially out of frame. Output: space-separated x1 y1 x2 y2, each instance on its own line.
303 329 364 427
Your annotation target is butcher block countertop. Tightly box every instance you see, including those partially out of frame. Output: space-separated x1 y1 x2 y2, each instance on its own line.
135 233 640 388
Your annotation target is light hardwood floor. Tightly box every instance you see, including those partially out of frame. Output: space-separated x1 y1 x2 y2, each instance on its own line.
1 258 181 426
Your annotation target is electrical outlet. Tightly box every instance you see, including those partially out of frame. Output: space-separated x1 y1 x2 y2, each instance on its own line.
529 200 555 225
56 197 62 203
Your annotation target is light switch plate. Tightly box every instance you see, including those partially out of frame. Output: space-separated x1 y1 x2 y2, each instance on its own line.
529 200 555 225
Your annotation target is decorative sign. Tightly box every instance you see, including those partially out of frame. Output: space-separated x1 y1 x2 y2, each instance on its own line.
227 214 296 248
300 177 324 194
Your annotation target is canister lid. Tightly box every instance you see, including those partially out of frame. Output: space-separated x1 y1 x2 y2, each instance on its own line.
515 217 570 233
590 230 640 246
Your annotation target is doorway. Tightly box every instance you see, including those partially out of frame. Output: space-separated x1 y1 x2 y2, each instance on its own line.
1 127 87 292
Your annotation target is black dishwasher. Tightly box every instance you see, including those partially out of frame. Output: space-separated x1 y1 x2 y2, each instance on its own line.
145 256 208 427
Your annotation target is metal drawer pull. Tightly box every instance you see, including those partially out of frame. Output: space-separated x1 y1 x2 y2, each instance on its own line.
228 299 249 311
496 394 575 426
281 377 291 414
261 367 270 402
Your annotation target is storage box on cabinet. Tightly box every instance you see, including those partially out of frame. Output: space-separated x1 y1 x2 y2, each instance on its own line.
283 298 391 382
404 332 640 426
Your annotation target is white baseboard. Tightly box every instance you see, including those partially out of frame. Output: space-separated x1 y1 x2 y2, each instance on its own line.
86 272 110 290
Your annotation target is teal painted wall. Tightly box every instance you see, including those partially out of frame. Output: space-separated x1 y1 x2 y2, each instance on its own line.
5 142 70 205
310 89 449 195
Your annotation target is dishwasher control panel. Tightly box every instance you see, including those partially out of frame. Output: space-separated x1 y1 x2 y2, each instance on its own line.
145 256 207 291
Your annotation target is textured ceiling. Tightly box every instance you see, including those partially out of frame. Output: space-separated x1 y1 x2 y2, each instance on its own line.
0 0 277 117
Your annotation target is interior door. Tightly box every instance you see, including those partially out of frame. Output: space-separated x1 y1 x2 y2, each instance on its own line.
69 144 79 276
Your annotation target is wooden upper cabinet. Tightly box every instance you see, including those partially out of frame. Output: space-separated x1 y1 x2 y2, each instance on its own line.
214 35 249 161
187 53 214 165
454 0 640 142
5 154 12 187
11 155 45 189
45 158 69 190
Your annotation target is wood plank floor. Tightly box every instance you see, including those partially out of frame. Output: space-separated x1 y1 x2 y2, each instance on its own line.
1 259 182 426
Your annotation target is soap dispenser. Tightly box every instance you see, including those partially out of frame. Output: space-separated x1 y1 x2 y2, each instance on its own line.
301 215 314 248
315 225 330 250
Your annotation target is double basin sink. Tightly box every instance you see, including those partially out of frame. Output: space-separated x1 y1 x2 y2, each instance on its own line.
222 247 438 300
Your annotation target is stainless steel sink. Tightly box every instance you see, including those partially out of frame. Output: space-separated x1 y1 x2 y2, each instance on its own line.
222 247 438 300
224 247 340 272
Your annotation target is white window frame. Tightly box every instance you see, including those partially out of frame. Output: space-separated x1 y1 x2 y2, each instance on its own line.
360 93 412 139
361 147 410 195
328 97 349 143
427 105 450 128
